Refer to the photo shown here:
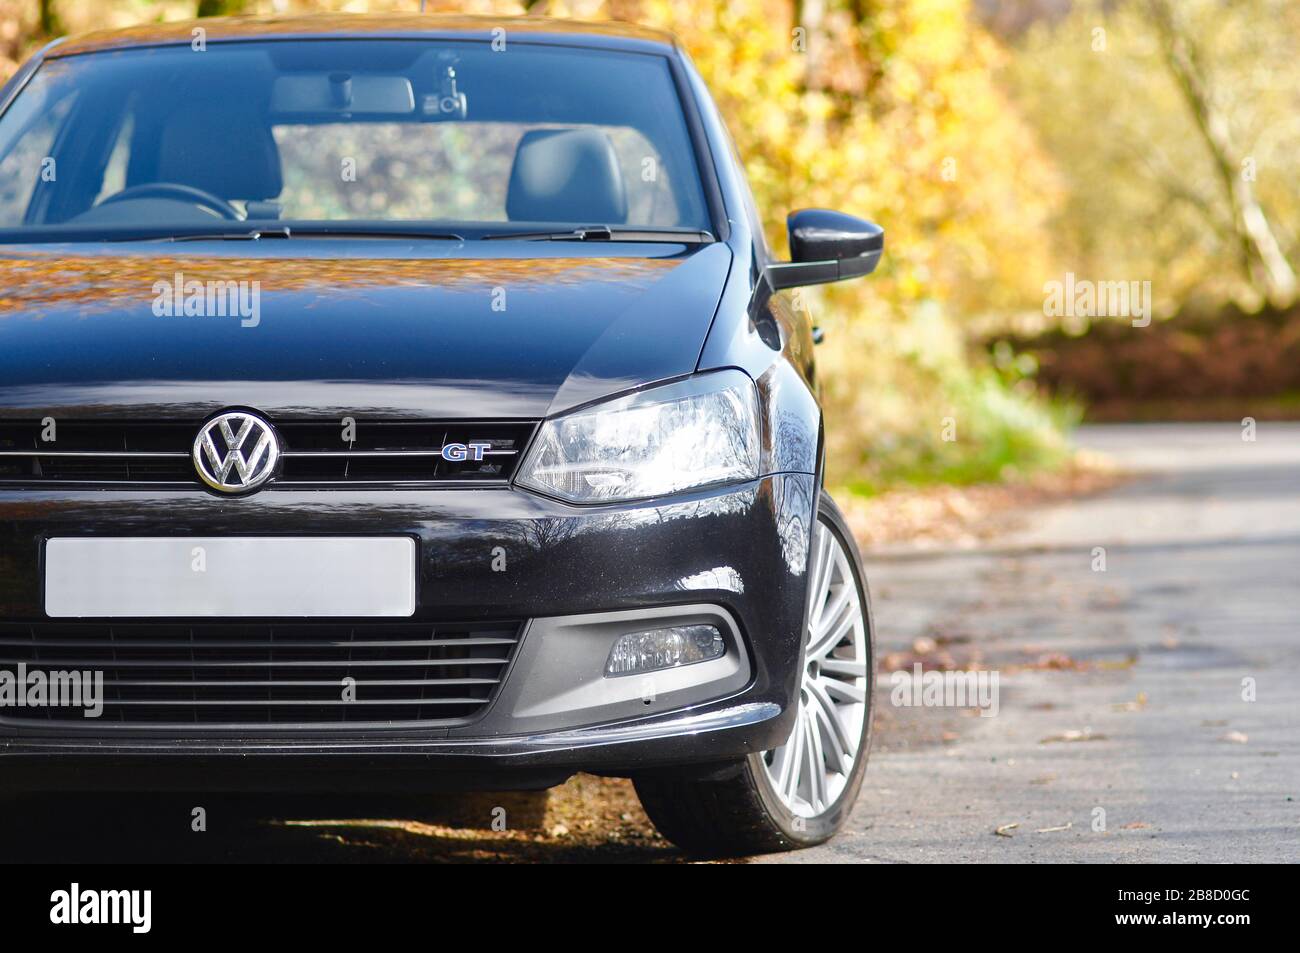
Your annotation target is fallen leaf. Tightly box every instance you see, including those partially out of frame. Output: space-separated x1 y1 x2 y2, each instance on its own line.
1095 655 1139 670
932 632 973 646
1036 652 1081 670
1113 691 1148 712
1035 822 1073 833
1120 822 1151 830
994 822 1019 837
1040 728 1109 744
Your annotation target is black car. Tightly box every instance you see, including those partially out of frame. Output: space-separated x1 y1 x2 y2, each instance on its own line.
0 13 882 856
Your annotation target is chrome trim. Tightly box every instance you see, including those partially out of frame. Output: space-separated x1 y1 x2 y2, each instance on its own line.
0 450 188 457
280 449 517 458
0 448 516 458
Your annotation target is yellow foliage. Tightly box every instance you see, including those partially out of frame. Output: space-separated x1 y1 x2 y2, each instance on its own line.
1009 0 1300 312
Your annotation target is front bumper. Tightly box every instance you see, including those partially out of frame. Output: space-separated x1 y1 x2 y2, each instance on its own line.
0 473 816 786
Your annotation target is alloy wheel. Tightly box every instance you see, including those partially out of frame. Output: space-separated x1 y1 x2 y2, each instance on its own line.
761 516 870 818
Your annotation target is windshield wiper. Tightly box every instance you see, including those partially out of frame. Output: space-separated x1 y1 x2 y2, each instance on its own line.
282 227 465 241
140 228 287 242
482 226 714 243
141 227 465 243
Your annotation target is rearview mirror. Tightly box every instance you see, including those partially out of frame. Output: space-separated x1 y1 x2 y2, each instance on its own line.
767 209 884 290
271 73 416 115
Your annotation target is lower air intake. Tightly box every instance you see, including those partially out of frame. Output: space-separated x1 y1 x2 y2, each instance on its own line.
0 620 523 728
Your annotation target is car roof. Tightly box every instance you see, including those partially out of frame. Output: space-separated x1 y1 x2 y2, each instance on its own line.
45 13 681 59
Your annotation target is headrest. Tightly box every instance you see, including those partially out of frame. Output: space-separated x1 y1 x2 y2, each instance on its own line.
156 106 283 201
506 128 627 225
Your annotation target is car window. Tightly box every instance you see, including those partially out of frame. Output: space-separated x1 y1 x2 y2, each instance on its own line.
0 40 710 238
0 84 79 226
273 121 687 224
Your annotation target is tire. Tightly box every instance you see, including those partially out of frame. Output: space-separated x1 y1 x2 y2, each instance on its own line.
634 490 875 857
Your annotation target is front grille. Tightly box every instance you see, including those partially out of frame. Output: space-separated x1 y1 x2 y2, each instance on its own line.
0 419 535 487
0 620 522 727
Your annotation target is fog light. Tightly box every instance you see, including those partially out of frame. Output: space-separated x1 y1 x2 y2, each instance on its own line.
604 624 725 677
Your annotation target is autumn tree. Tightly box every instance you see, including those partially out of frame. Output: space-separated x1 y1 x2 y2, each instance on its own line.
1145 0 1295 307
1010 0 1300 312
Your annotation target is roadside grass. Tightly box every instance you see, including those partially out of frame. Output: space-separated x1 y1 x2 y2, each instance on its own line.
820 304 1081 498
809 301 1111 549
837 373 1079 496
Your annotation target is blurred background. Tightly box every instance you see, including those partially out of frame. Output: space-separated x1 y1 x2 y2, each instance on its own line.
3 0 1298 501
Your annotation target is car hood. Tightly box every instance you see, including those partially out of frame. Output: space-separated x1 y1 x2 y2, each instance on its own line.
0 241 731 420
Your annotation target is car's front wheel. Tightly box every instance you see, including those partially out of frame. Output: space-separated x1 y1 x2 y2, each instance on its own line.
634 490 874 857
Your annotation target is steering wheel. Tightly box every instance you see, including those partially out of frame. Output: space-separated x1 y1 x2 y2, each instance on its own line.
99 182 242 220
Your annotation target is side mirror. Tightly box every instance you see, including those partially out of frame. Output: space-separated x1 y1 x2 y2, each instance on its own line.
767 209 884 290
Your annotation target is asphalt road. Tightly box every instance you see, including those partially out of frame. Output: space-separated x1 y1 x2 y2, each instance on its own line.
1 423 1295 863
765 422 1300 863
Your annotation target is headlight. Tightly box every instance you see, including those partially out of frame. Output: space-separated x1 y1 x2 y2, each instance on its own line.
517 370 761 503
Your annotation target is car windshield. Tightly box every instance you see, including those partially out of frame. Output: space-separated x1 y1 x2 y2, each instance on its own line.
0 39 711 241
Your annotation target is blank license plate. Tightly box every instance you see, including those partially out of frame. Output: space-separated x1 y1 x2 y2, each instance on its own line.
45 537 416 618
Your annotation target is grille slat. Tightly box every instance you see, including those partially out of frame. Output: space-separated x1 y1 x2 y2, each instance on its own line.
107 678 501 687
0 656 511 668
0 637 517 649
0 621 522 727
0 419 535 487
106 698 490 707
